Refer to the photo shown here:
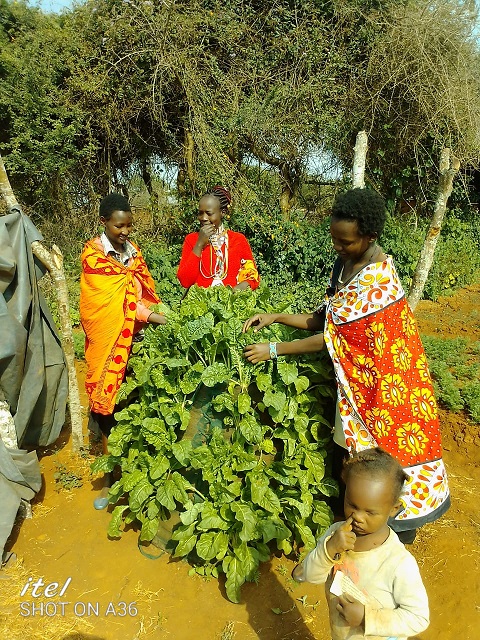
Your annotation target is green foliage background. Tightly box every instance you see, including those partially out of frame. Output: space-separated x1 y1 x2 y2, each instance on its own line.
1 0 479 219
422 336 480 424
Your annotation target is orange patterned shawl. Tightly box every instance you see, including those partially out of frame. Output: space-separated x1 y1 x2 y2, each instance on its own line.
80 239 159 416
323 257 450 529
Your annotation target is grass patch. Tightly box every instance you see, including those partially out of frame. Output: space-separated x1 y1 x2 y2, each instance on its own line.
53 462 83 491
422 335 480 423
73 331 85 360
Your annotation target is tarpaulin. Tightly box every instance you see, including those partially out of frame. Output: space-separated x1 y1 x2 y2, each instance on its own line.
0 206 68 559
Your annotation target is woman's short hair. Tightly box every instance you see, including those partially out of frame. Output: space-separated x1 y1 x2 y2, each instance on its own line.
332 188 386 237
99 193 131 220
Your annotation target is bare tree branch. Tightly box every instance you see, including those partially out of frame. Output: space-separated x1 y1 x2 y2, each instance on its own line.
407 148 460 310
0 154 84 453
352 131 368 189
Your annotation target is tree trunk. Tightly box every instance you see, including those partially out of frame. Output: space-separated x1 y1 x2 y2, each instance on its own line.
141 158 153 197
407 148 460 311
352 131 368 189
177 162 186 197
0 154 84 453
184 128 196 196
0 386 18 449
279 163 294 219
31 241 84 452
246 136 300 218
279 162 301 220
0 157 17 208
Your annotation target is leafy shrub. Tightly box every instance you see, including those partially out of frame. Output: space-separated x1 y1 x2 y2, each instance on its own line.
232 206 333 291
381 213 425 290
422 336 480 423
73 331 85 360
427 214 480 299
382 210 480 300
462 382 480 424
92 286 336 603
139 237 184 308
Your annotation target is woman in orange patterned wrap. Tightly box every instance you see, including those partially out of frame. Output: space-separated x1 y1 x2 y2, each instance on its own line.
243 188 450 543
80 193 166 509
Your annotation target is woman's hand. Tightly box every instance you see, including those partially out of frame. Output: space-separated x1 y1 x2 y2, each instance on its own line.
233 281 250 291
148 312 167 325
192 222 216 256
194 222 216 251
242 313 279 333
243 343 271 364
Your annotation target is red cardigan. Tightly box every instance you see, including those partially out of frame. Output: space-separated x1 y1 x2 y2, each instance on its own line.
177 230 260 289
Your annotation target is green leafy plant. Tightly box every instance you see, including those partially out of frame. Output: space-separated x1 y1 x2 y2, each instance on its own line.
53 462 83 491
92 286 336 602
73 331 85 360
422 336 480 423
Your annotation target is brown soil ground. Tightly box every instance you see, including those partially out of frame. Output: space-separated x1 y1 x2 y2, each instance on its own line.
2 285 480 640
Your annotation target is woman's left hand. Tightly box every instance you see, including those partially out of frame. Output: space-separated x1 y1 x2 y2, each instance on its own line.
243 343 270 363
148 312 167 325
233 281 249 291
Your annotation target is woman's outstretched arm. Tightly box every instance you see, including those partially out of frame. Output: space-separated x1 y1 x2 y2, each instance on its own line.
242 312 323 333
243 333 325 364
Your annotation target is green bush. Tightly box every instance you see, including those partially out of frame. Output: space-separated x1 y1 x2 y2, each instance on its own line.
462 382 480 424
427 213 480 299
73 331 85 360
232 206 333 291
92 286 336 603
382 209 480 300
139 237 184 308
422 336 480 423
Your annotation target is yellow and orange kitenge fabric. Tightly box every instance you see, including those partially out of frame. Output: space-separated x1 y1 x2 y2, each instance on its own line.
323 256 450 531
80 239 159 416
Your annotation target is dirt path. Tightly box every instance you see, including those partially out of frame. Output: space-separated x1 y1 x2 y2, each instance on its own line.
2 285 479 640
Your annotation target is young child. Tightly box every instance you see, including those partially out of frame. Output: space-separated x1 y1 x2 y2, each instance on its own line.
293 448 429 639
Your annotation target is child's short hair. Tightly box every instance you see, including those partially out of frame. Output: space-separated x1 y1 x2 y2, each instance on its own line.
99 193 131 220
341 447 408 502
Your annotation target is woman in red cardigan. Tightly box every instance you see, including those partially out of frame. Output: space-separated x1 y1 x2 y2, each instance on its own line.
177 186 260 290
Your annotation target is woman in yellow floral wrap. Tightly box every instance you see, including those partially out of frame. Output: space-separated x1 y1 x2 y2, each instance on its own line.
243 188 450 544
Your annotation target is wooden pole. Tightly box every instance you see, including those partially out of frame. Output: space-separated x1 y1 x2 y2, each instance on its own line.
0 154 84 452
0 386 18 449
407 149 460 311
352 131 368 189
0 157 17 208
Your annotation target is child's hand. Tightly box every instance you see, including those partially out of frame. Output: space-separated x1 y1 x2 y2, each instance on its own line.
336 595 365 627
327 516 356 558
291 564 306 582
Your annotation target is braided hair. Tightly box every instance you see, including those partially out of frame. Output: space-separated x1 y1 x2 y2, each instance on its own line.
203 185 232 213
341 447 408 502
